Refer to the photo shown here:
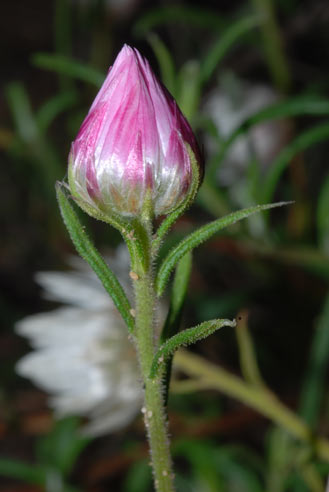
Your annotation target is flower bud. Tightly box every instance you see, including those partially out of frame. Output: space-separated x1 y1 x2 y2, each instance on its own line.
68 44 203 219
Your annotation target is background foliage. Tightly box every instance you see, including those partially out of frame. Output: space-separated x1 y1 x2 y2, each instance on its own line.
1 0 329 490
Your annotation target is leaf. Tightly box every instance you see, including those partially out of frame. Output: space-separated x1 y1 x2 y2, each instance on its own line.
36 90 79 132
299 293 329 428
316 171 329 253
31 52 104 87
147 33 176 96
133 6 225 37
160 252 192 404
199 14 261 85
262 121 329 204
149 318 236 379
176 60 201 122
0 459 46 485
56 184 135 332
161 252 193 343
156 201 291 296
207 96 329 181
36 417 89 477
5 82 63 196
235 312 265 387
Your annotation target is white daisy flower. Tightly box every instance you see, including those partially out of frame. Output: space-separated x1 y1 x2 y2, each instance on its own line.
15 245 143 436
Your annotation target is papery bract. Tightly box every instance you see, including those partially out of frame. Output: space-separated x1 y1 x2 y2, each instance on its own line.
68 44 203 219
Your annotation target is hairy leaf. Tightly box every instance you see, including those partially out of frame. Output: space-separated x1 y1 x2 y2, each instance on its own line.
156 202 290 296
150 318 236 378
56 184 134 332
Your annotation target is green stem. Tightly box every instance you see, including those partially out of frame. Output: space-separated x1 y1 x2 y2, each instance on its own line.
132 220 175 492
174 350 329 462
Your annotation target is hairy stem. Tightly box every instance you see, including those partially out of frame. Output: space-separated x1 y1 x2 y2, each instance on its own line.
132 220 175 492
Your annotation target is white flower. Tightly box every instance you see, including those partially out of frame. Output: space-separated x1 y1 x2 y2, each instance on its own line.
16 246 143 436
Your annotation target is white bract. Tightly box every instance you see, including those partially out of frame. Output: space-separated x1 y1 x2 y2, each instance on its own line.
16 246 143 436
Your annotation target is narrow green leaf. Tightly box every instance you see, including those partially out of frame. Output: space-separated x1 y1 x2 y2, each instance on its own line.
31 53 104 87
147 33 176 96
262 121 329 203
37 417 89 477
199 14 261 85
36 90 78 132
150 318 236 379
160 252 192 404
56 184 135 332
177 60 201 121
156 202 290 296
152 149 201 254
5 82 62 196
161 252 192 343
299 293 329 427
235 313 265 387
133 6 224 37
316 171 329 252
208 96 329 180
0 459 46 484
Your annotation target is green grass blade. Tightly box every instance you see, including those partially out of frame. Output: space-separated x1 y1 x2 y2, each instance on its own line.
161 252 193 343
56 183 135 332
147 33 176 96
160 252 192 404
299 293 329 427
262 122 329 204
36 90 78 132
156 202 290 296
150 318 236 379
208 96 329 181
316 172 329 253
0 459 46 485
31 53 104 87
133 6 224 37
5 82 63 197
199 14 261 85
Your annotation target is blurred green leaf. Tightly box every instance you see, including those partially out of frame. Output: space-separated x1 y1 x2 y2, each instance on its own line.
161 252 192 344
174 439 263 492
36 417 89 477
199 14 261 85
299 293 329 427
31 53 104 87
147 33 176 96
208 96 329 181
123 459 152 492
266 427 295 492
133 6 225 37
317 172 329 253
156 202 290 296
177 61 201 122
5 82 63 196
0 459 46 484
262 121 329 203
36 90 79 132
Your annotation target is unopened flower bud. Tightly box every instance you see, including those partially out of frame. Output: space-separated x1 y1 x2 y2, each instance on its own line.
68 44 203 219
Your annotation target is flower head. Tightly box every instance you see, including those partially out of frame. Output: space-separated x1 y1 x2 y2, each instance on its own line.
69 44 202 219
16 246 143 436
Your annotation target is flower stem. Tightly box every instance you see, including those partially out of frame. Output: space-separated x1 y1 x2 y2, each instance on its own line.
132 220 175 492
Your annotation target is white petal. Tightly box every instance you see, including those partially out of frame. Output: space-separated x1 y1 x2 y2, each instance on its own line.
35 271 110 309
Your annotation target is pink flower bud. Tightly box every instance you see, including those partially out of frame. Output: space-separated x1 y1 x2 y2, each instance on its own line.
68 44 203 218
